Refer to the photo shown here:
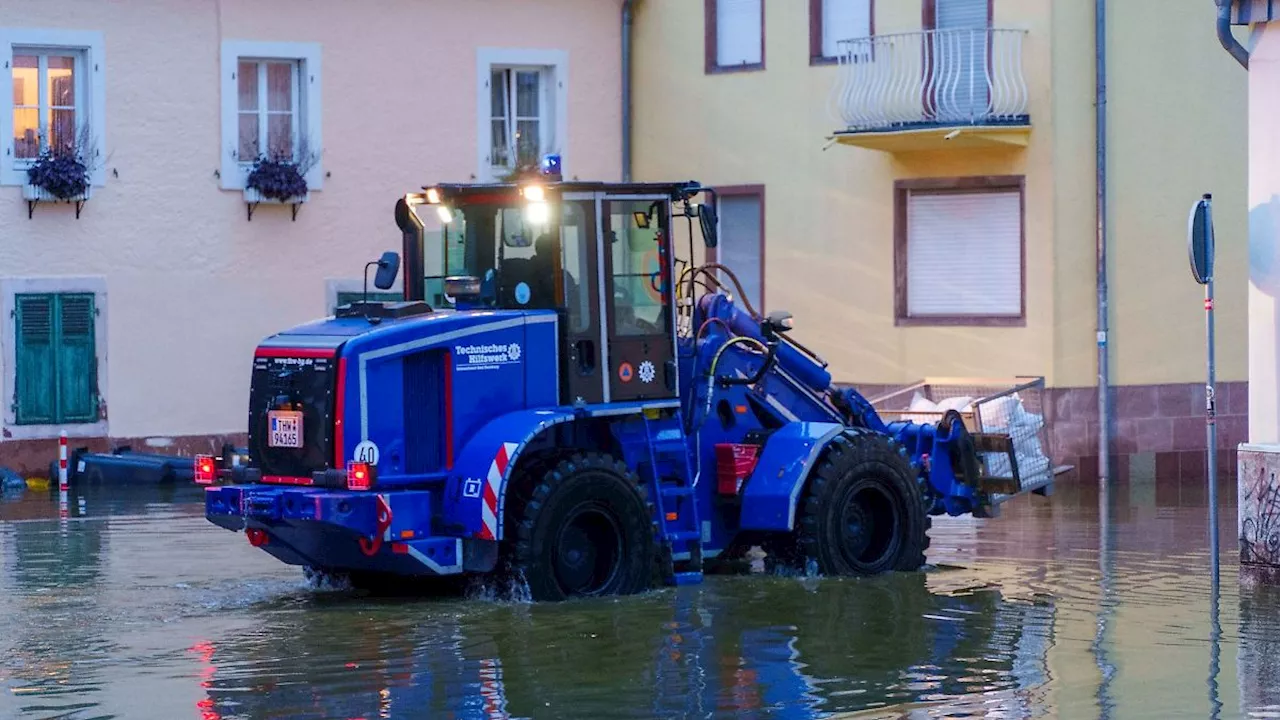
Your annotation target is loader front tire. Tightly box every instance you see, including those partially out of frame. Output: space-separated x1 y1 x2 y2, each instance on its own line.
795 430 929 575
507 453 654 602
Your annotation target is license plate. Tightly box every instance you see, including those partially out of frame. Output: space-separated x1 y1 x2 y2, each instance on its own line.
268 410 304 448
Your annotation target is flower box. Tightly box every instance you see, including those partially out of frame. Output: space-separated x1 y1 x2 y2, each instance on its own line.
22 183 91 203
243 187 308 205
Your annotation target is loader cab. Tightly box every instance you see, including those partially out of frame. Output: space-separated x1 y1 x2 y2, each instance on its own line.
396 175 718 407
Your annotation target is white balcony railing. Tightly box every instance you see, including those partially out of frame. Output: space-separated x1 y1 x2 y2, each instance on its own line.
830 28 1030 133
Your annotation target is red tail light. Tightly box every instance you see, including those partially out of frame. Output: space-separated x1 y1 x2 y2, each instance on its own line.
194 455 217 485
346 461 375 491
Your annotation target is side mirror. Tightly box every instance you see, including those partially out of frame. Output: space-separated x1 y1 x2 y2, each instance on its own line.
1188 194 1213 285
373 251 400 290
698 202 718 248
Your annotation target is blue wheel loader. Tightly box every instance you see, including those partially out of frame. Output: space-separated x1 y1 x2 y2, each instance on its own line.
200 159 1063 601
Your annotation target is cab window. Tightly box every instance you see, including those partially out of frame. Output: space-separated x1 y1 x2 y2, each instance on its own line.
562 201 592 333
609 201 668 337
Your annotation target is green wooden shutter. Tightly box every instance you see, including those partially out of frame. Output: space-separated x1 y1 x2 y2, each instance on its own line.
14 294 57 425
56 293 97 423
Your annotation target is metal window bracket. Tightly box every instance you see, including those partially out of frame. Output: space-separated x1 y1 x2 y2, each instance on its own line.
246 201 301 222
27 198 85 220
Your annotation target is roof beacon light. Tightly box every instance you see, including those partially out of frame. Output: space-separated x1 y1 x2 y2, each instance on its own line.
540 153 562 180
425 187 442 204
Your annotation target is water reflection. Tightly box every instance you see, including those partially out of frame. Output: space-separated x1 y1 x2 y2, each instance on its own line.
0 477 1276 719
183 573 1056 719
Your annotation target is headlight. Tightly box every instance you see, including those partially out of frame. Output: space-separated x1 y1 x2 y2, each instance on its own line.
525 200 550 225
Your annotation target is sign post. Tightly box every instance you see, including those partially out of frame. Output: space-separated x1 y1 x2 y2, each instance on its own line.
1188 193 1217 566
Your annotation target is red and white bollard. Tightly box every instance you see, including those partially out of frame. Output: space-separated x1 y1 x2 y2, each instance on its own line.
58 431 68 511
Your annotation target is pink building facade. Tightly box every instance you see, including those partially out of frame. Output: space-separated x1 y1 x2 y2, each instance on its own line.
0 1 624 475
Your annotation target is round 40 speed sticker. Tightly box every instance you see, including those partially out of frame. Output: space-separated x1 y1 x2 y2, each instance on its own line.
353 440 380 464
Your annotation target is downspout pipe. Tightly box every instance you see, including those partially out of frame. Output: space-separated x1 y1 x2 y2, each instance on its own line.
1217 0 1250 69
1096 0 1111 481
622 0 636 182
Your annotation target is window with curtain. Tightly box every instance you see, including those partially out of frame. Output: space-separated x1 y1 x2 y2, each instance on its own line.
11 49 83 159
237 59 301 162
490 67 547 171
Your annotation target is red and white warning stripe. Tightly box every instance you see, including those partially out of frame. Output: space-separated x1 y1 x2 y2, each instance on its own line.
478 442 519 541
478 658 510 719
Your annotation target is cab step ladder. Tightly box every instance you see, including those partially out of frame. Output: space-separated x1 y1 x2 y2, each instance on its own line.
642 411 704 586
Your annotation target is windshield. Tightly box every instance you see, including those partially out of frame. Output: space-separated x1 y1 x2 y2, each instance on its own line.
419 201 542 308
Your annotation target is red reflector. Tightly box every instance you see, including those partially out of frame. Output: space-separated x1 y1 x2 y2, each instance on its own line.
347 461 374 490
246 528 269 547
391 542 409 554
194 455 216 485
715 443 760 495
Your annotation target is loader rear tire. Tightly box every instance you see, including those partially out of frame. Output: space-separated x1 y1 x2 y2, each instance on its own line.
795 430 929 575
507 453 655 602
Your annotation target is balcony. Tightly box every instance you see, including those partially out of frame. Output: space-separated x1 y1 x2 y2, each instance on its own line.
829 28 1031 152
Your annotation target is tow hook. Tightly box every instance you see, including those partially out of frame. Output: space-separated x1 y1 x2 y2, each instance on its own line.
246 528 269 547
358 495 393 556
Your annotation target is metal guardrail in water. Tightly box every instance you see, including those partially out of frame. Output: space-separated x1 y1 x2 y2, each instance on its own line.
830 28 1030 133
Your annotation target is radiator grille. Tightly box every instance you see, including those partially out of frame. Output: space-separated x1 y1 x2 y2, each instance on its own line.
403 350 445 474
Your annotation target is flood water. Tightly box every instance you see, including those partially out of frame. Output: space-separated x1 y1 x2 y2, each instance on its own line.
0 477 1273 719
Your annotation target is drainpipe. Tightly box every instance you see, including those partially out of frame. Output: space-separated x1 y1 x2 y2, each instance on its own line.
1096 0 1111 481
1217 0 1249 69
622 0 636 182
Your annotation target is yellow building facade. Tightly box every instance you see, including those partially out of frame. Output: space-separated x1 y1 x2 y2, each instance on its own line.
631 0 1248 478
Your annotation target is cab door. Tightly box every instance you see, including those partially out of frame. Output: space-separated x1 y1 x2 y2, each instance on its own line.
558 195 606 405
602 195 678 402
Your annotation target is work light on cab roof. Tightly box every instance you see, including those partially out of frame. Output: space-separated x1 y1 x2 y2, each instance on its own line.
200 163 1065 603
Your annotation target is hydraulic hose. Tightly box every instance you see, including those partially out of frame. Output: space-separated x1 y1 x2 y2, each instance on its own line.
678 263 760 319
703 335 769 425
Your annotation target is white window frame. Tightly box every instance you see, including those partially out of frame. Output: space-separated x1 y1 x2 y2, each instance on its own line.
0 275 109 440
0 28 106 187
476 48 567 182
220 40 323 192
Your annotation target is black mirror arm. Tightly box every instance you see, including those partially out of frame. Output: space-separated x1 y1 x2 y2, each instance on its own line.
363 260 382 305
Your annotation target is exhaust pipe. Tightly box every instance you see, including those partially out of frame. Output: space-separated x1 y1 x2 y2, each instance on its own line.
395 197 425 302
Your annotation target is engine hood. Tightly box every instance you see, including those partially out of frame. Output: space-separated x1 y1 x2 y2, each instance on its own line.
255 308 551 357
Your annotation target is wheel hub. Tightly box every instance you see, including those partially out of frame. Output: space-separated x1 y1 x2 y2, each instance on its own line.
552 505 623 596
838 481 900 569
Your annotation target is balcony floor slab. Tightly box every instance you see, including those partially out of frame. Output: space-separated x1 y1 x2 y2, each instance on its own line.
832 121 1031 153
